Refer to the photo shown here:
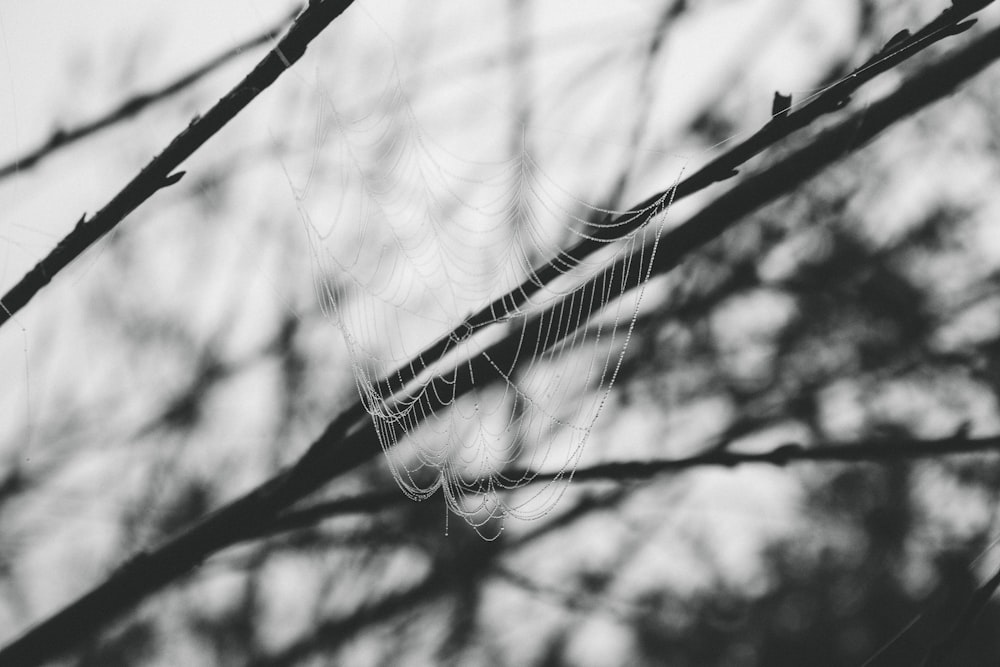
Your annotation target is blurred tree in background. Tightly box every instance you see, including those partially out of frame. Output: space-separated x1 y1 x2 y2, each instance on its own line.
2 0 1000 665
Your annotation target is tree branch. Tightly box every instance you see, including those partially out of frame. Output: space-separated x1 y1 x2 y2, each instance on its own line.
354 0 997 410
3 13 999 667
526 434 1000 483
0 0 357 329
236 433 1000 542
0 7 300 181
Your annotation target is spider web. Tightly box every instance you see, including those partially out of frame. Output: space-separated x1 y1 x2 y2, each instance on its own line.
282 46 684 536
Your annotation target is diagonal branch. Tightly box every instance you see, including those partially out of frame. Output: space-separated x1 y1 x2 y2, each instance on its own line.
3 15 999 667
0 0 358 329
356 0 996 411
0 7 300 181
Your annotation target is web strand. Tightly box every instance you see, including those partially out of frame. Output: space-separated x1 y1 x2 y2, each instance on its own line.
282 0 991 534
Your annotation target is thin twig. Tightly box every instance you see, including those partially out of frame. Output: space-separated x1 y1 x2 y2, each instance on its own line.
527 434 1000 483
0 7 300 181
2 14 998 667
0 0 358 329
240 434 1000 540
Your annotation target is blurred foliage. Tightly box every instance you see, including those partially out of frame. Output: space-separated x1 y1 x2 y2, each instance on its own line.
3 0 1000 665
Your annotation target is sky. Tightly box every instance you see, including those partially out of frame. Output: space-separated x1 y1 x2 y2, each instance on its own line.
2 2 1000 662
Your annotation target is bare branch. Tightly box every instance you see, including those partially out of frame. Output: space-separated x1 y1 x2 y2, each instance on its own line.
0 0 358 330
0 7 299 181
526 434 1000 483
241 434 1000 541
358 0 997 409
3 13 999 667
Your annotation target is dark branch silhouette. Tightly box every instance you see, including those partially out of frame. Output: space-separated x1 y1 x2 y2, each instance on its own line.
3 13 998 664
0 7 300 181
524 434 1000 483
235 433 1000 543
356 0 995 412
0 0 358 330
